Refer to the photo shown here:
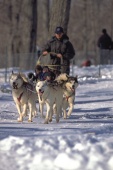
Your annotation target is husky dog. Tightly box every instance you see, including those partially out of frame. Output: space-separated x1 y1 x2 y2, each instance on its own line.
62 76 78 118
36 80 63 124
55 73 78 118
10 71 37 122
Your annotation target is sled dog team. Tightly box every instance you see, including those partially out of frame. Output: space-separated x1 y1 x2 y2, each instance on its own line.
10 71 78 124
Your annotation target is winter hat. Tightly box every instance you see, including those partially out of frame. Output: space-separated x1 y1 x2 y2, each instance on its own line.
55 26 64 34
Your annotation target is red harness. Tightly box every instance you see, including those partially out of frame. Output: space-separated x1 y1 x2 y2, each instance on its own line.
17 92 24 102
17 82 33 103
65 95 72 101
64 87 75 102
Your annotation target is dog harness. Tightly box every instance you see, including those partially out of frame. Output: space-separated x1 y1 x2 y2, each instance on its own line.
64 87 75 102
64 93 74 102
17 92 24 102
17 82 34 103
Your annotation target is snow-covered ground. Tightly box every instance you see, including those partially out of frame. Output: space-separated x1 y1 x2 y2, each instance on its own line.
0 65 113 170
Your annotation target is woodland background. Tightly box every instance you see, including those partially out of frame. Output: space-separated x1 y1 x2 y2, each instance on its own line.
0 0 113 69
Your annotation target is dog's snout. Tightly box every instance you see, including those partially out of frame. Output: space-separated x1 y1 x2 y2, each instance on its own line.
39 89 41 92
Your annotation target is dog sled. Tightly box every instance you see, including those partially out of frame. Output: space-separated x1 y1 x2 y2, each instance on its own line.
36 52 68 74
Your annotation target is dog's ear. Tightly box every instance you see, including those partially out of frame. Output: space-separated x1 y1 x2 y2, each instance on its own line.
68 76 74 81
18 72 22 78
66 74 69 79
74 75 78 83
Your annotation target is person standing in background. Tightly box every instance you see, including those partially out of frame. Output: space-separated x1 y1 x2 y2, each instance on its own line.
97 28 112 64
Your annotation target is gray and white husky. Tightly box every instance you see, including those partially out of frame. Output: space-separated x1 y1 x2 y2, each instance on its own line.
36 80 63 124
55 73 78 118
10 71 37 122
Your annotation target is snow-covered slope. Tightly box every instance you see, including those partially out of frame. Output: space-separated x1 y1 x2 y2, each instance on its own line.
0 65 113 170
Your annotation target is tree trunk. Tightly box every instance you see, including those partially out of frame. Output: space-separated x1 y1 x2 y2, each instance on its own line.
83 0 88 60
37 0 50 46
29 0 38 53
49 0 71 37
42 0 50 35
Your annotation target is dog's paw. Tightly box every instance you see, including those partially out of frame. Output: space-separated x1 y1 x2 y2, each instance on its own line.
17 117 23 122
44 119 48 124
28 119 33 122
63 116 67 119
49 118 52 122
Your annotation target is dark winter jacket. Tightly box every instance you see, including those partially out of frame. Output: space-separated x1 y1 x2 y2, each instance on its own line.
97 33 112 50
35 72 43 81
42 34 75 66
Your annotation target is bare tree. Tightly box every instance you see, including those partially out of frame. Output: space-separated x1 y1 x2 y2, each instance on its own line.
83 0 88 60
37 0 50 46
110 0 113 38
0 0 113 68
42 0 50 35
49 0 71 36
29 0 38 53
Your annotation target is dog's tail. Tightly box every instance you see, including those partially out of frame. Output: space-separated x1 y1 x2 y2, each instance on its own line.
55 73 69 82
27 72 36 82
